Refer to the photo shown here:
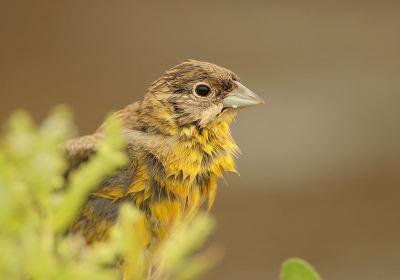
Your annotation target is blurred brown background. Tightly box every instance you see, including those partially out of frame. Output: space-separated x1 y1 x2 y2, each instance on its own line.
1 1 400 279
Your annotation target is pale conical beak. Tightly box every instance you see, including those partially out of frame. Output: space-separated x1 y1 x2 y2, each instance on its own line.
222 81 264 108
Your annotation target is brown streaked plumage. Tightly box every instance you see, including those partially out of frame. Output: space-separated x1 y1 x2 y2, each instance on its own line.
64 59 264 269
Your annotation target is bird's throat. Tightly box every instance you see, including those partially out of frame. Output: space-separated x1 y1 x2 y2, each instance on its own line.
125 115 239 239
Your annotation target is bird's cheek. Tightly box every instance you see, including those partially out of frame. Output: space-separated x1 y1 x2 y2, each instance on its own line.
198 103 223 127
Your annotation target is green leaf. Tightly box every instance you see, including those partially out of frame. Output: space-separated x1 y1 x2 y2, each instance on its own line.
280 258 321 280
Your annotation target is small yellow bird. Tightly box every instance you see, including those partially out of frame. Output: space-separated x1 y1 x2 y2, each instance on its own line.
64 59 263 268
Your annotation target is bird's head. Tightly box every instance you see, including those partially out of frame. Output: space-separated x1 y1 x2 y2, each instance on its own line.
145 59 264 128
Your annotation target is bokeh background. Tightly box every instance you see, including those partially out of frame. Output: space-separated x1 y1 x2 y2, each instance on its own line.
1 1 399 279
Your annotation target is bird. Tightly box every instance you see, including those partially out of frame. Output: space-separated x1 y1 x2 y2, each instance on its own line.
63 59 264 271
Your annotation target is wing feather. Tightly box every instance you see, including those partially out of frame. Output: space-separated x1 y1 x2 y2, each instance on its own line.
62 133 103 172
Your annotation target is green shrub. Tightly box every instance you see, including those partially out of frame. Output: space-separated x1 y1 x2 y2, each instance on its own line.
0 107 217 280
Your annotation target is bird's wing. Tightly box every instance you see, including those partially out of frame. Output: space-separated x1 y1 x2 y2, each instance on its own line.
62 101 143 176
62 133 104 173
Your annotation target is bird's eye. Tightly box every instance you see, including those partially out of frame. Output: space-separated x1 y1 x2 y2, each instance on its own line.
195 85 211 97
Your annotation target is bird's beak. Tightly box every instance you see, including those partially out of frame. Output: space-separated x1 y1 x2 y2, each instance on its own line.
222 81 264 108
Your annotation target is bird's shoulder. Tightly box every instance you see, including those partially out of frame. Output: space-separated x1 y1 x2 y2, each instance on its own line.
63 101 144 169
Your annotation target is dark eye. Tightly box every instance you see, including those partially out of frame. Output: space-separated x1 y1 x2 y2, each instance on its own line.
195 85 211 97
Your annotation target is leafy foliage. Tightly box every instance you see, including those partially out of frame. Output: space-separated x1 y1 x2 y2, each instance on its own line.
0 107 217 280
